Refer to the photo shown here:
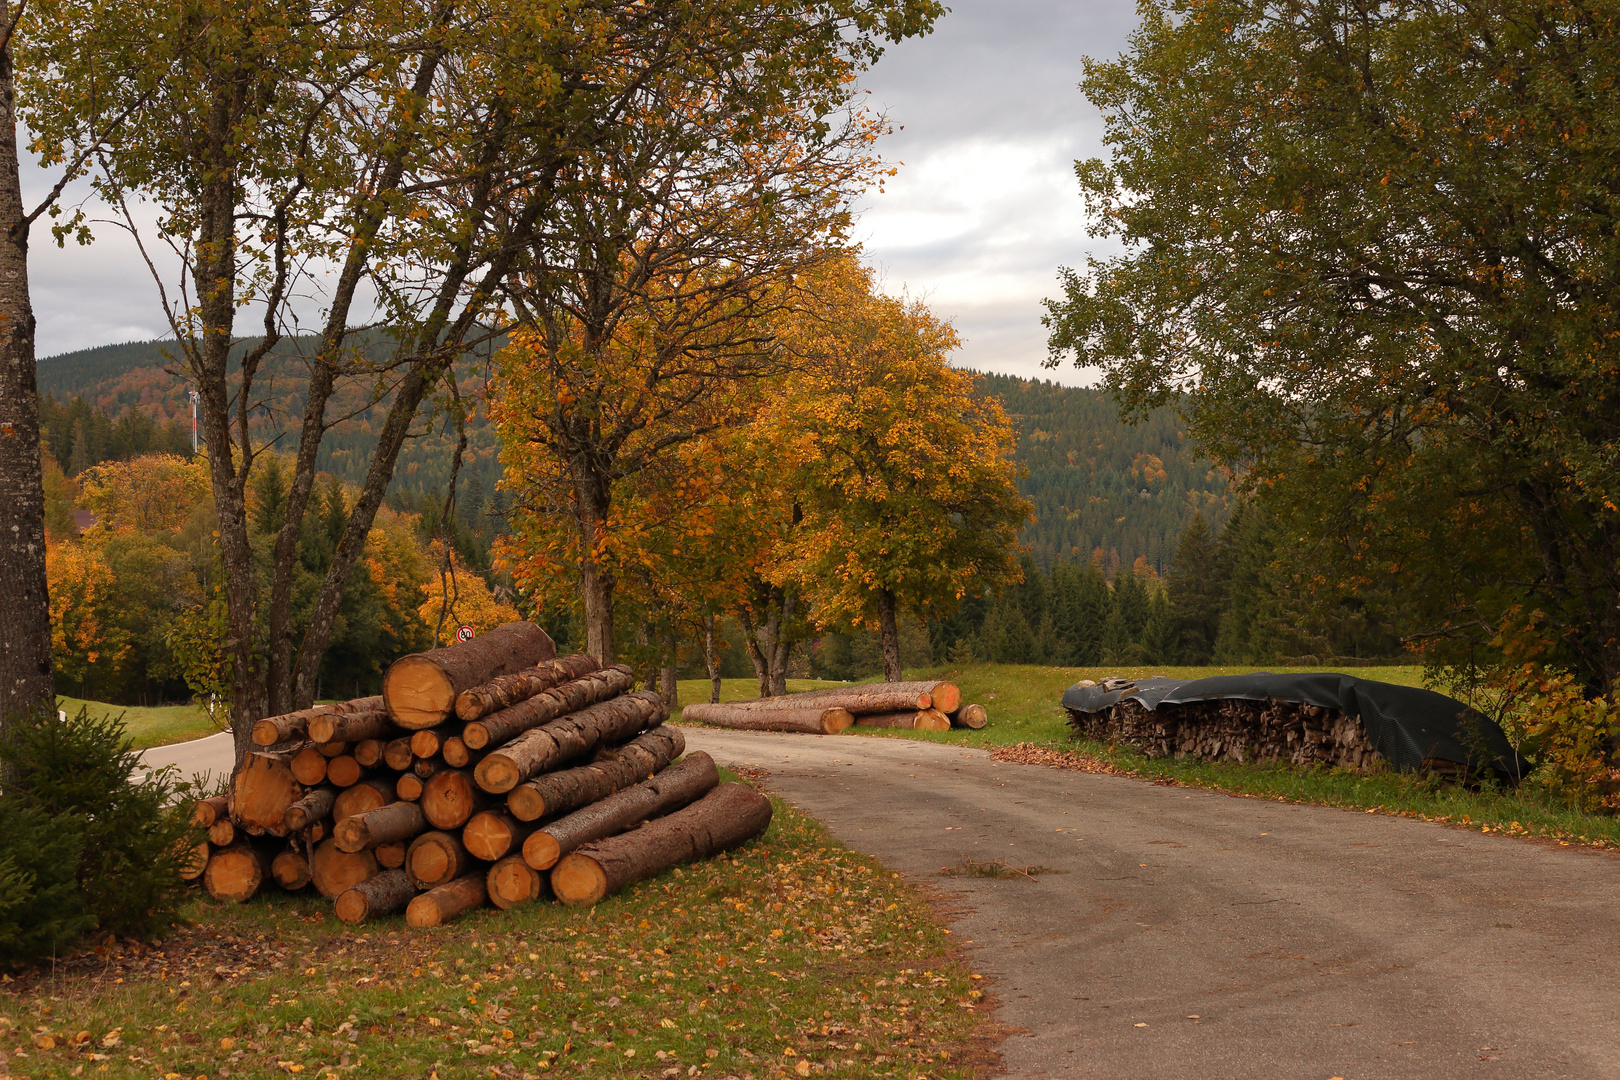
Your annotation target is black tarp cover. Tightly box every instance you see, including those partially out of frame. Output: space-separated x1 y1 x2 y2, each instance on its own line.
1061 672 1526 779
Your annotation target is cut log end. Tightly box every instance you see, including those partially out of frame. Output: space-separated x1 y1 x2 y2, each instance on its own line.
952 703 988 729
204 844 271 903
179 841 211 881
487 856 544 910
336 869 417 925
928 682 962 715
551 854 609 907
386 655 457 730
914 708 951 732
473 757 521 795
406 874 488 928
522 830 562 871
272 850 312 891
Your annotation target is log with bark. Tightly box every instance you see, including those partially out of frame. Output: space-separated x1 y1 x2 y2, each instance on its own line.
486 856 546 910
421 768 489 829
462 811 532 862
406 873 488 927
310 838 381 899
406 831 473 890
335 869 417 924
460 665 635 750
333 778 395 823
231 751 302 835
454 653 602 721
383 621 556 729
950 703 988 730
272 847 312 891
414 756 442 778
679 703 853 735
205 842 275 903
474 690 668 794
442 737 478 769
335 800 427 853
308 707 400 746
506 726 685 822
523 752 720 871
250 696 384 747
853 708 950 731
697 681 961 716
191 795 229 828
326 755 366 787
290 745 329 786
551 782 771 906
283 787 337 832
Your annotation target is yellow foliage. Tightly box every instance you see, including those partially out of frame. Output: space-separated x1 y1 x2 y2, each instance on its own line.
418 544 521 646
77 454 210 535
47 543 131 685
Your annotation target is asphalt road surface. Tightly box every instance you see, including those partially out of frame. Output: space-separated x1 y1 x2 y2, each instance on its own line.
678 727 1620 1080
148 727 1620 1078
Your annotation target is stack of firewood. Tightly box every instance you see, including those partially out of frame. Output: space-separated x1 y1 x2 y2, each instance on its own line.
1065 695 1380 771
681 680 988 733
182 622 772 925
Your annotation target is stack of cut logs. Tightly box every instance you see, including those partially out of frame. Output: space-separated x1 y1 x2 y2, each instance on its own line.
183 622 772 925
680 680 987 734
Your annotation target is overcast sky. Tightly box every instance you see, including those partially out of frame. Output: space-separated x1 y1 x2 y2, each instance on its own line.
26 0 1140 382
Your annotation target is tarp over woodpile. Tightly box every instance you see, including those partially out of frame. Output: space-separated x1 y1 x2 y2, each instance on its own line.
1061 672 1526 780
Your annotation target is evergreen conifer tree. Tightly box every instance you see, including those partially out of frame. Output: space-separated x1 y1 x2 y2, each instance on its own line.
1166 510 1224 663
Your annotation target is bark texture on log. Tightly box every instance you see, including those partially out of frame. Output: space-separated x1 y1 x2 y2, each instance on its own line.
474 690 668 794
461 665 635 750
205 842 275 903
333 778 395 823
680 703 852 735
407 873 488 927
336 800 427 853
336 868 417 924
421 768 488 829
192 795 230 828
487 855 546 910
308 708 400 745
507 726 685 822
272 848 312 891
523 752 719 870
231 752 303 836
384 621 557 729
700 681 960 715
283 787 337 832
251 697 382 746
310 839 380 899
406 831 472 890
455 653 602 722
290 746 329 786
551 782 771 906
462 811 530 862
951 703 988 729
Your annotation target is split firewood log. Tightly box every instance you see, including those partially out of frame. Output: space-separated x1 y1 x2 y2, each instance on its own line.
679 703 853 735
205 842 275 903
272 847 312 891
523 752 720 871
406 831 473 890
231 751 303 836
383 737 415 771
191 795 230 828
336 801 427 853
421 768 489 829
383 621 556 729
455 653 602 722
336 869 417 924
308 708 400 746
250 696 383 747
310 838 380 899
290 745 329 786
207 818 236 847
486 856 546 910
460 666 636 750
950 703 988 729
376 841 408 869
474 691 668 794
462 811 533 862
283 787 337 832
333 778 395 824
853 708 950 731
326 755 366 788
507 726 685 822
179 841 211 882
551 783 771 906
406 873 488 927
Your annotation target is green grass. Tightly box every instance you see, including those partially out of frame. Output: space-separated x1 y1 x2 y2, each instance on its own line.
2 784 984 1080
55 695 222 751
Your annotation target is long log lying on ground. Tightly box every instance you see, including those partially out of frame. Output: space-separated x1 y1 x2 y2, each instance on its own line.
853 708 950 731
205 842 275 903
474 690 668 794
461 665 636 750
487 856 546 910
455 653 602 722
710 681 961 716
310 839 380 899
336 801 427 853
523 752 720 870
251 696 385 747
421 768 489 829
507 726 685 822
407 873 488 927
383 621 556 729
192 795 230 828
680 703 853 735
272 847 312 891
336 869 417 924
407 831 473 890
232 752 303 835
308 707 400 746
950 703 988 729
551 782 771 906
333 778 395 823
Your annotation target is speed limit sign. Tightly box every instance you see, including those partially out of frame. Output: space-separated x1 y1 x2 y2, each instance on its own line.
457 625 475 643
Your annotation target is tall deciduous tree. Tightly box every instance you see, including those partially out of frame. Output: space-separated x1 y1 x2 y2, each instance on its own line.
1047 0 1620 696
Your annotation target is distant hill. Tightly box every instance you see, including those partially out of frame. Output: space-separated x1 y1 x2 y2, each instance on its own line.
36 342 1227 574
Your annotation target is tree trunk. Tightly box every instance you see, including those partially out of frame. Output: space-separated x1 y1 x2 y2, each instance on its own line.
0 31 55 742
382 621 556 728
877 588 902 682
507 725 685 822
522 751 718 870
406 830 472 890
486 856 546 910
335 868 416 924
680 702 853 734
460 665 634 749
659 622 678 707
572 462 616 664
704 615 721 704
551 782 771 906
406 873 487 927
473 690 668 794
454 653 601 721
253 697 385 747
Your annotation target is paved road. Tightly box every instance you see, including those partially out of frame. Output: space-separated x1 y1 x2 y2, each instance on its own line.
678 727 1620 1080
136 730 234 784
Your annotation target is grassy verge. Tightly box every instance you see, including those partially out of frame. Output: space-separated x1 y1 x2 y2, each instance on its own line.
0 783 986 1080
55 696 221 751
